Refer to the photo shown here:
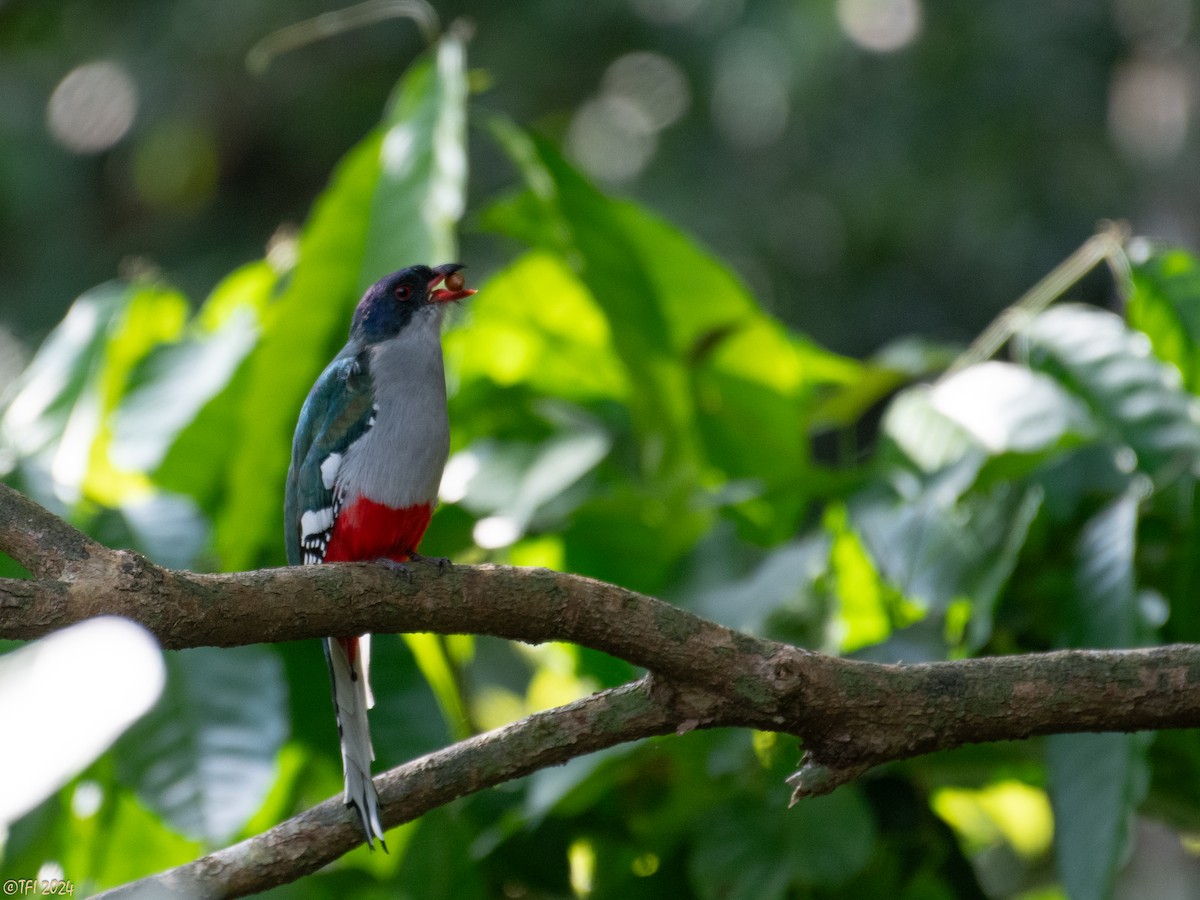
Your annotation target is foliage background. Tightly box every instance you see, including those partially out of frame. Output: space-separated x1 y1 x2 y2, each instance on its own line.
3 0 1197 358
4 2 1200 898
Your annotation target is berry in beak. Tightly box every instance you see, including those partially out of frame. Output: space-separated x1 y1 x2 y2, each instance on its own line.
428 263 477 304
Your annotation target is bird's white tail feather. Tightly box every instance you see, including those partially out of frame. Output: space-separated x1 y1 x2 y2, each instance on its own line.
325 634 386 849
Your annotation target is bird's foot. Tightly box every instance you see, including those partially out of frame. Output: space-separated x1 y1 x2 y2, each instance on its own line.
376 557 413 583
409 552 452 575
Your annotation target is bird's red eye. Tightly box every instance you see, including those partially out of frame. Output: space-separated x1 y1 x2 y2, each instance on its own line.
394 284 413 302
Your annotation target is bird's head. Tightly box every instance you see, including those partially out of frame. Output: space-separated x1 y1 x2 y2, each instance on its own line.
351 263 476 343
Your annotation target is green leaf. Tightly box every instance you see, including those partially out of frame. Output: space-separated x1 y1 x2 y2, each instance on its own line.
689 789 876 898
112 262 274 474
487 120 858 491
486 121 867 555
361 35 467 279
0 280 188 506
212 34 469 570
2 283 130 461
1047 487 1149 900
402 633 472 743
929 361 1096 458
1018 304 1200 482
35 783 205 893
1127 247 1200 392
115 491 209 570
448 410 612 546
153 346 258 517
115 646 287 844
483 130 692 478
684 532 829 637
562 483 709 594
444 250 628 405
850 478 1042 641
523 747 635 823
882 386 981 475
810 336 959 429
884 362 1095 487
394 808 488 899
1047 731 1150 900
691 327 831 531
361 633 454 768
828 504 894 652
1069 487 1141 648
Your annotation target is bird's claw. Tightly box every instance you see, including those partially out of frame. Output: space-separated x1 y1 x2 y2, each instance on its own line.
409 552 451 575
376 557 414 583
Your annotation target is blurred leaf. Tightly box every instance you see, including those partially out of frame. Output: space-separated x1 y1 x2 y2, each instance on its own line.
112 262 273 474
524 747 634 823
1068 486 1142 648
1154 486 1200 647
0 618 164 829
115 646 287 845
884 362 1095 491
1032 443 1134 526
882 385 982 475
1017 304 1200 482
115 491 209 570
444 250 627 405
851 478 1042 644
1047 485 1149 900
394 809 488 899
364 633 454 768
1147 729 1200 830
403 633 472 743
1127 247 1200 392
931 780 1054 858
112 322 255 472
484 128 692 479
684 531 828 637
562 483 709 594
0 280 187 506
689 789 876 898
2 283 130 462
212 34 468 571
1047 731 1150 900
828 504 894 653
5 781 205 895
154 348 257 516
450 409 611 545
487 120 858 487
810 336 960 429
691 318 861 512
691 323 839 534
929 362 1096 458
484 122 870 564
86 787 205 890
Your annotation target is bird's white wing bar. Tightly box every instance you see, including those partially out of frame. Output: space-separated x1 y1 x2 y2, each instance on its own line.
319 452 342 490
299 506 335 565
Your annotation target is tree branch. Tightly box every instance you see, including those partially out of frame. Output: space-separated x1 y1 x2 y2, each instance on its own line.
5 482 1200 897
95 677 691 899
0 482 107 579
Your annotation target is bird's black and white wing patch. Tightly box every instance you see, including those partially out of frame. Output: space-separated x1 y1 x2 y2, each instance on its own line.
284 352 375 567
299 492 341 564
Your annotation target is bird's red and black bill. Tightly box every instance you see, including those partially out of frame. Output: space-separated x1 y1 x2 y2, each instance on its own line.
429 263 477 304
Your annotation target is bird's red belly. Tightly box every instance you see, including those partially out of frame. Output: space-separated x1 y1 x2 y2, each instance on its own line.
323 497 433 563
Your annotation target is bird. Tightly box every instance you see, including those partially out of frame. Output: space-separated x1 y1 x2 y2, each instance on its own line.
284 263 475 849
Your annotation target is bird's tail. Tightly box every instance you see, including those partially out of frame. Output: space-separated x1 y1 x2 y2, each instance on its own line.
324 634 386 850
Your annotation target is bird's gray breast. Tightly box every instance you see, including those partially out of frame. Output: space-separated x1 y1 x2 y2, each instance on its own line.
336 317 450 508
